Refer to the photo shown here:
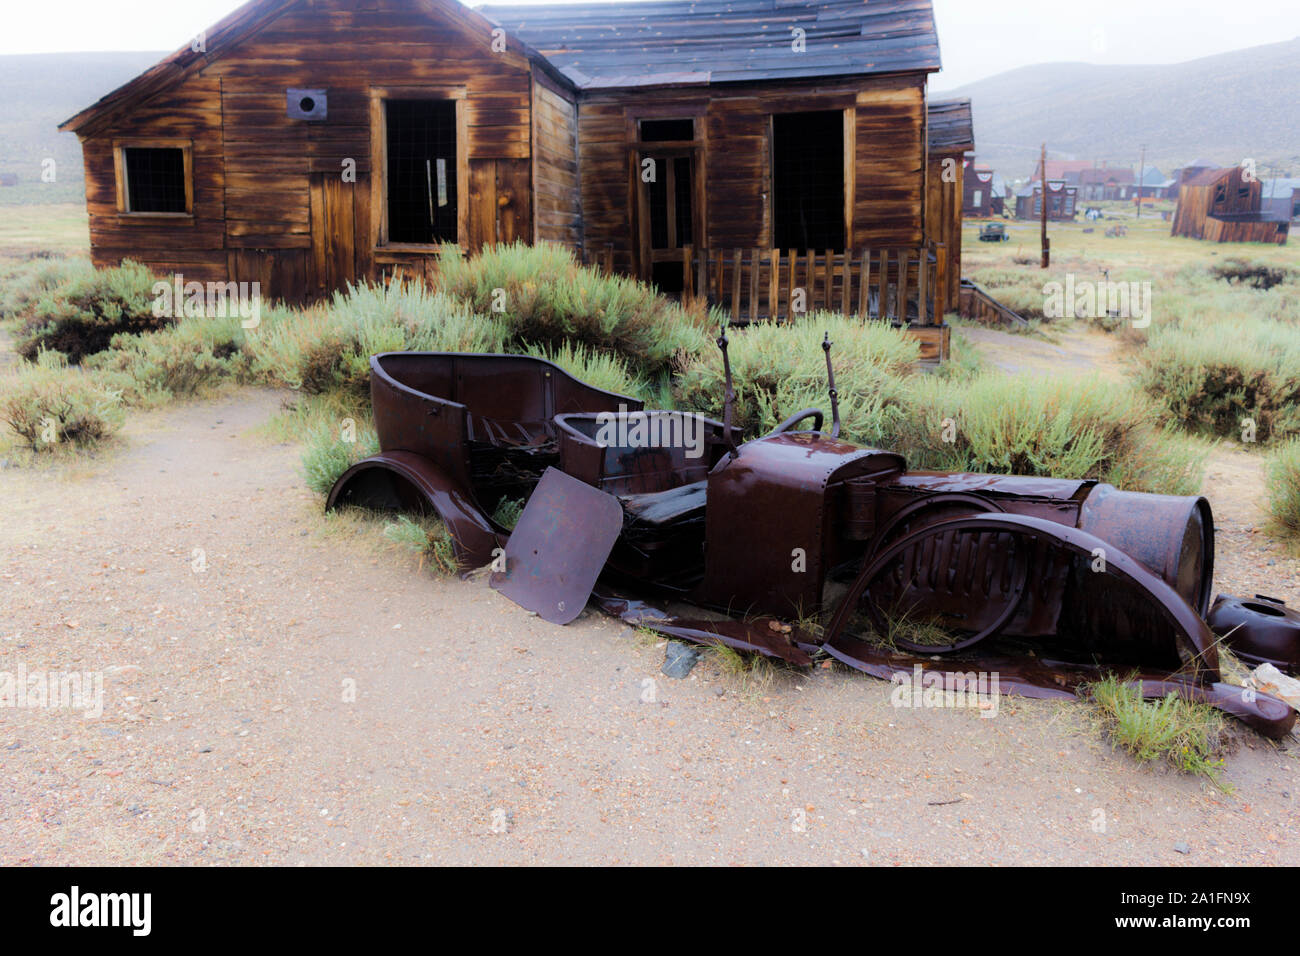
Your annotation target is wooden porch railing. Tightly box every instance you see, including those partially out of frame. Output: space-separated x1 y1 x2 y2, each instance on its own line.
583 243 951 325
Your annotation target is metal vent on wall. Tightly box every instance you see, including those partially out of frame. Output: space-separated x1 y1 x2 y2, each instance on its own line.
287 89 327 121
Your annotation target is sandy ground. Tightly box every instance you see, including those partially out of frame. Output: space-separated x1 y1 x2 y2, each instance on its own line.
2 385 1299 866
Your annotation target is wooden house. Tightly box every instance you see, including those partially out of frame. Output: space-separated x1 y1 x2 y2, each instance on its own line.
1170 166 1289 244
60 0 956 349
963 166 995 217
1077 166 1133 202
1015 180 1077 221
925 98 973 314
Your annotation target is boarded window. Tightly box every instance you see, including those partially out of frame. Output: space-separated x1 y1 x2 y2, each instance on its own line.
772 111 844 251
386 99 457 244
123 147 187 213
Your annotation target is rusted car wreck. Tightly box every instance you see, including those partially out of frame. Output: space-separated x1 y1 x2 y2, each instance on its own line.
327 344 1299 738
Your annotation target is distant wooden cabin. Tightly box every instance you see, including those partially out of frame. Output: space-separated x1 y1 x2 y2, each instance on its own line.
1170 158 1215 202
925 98 973 314
962 165 994 218
59 0 960 350
1170 167 1289 245
1077 166 1134 202
1015 180 1077 221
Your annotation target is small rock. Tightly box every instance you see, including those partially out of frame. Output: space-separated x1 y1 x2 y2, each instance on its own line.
1173 842 1190 855
661 642 701 679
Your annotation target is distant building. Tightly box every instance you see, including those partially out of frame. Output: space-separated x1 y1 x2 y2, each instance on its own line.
1260 179 1300 221
1031 159 1093 185
1077 166 1134 201
1170 157 1216 201
1134 165 1175 201
1015 180 1078 221
1171 167 1289 244
963 164 995 217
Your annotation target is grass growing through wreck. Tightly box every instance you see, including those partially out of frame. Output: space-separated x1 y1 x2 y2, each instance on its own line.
707 641 778 702
1086 676 1229 789
382 514 459 576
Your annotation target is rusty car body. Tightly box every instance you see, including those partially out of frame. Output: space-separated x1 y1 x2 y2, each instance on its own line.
327 345 1297 738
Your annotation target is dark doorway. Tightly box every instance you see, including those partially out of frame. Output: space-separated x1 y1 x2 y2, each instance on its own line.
385 99 457 244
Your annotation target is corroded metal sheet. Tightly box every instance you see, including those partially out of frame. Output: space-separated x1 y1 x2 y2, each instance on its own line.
490 467 624 624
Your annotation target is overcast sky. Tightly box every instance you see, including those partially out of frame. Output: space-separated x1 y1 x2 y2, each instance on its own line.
3 0 1298 89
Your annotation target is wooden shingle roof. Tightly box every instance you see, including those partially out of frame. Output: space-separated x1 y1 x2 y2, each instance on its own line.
926 97 973 154
479 0 941 88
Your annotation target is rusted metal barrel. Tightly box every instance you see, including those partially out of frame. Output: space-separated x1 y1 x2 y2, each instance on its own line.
1076 484 1214 616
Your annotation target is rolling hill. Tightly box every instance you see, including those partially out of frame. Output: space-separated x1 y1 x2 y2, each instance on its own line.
0 52 164 204
945 37 1300 182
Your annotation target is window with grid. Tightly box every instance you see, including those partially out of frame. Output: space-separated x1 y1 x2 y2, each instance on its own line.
123 148 187 213
772 111 845 251
385 99 458 244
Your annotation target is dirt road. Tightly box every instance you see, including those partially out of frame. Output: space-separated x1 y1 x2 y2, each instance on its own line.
1 389 1298 865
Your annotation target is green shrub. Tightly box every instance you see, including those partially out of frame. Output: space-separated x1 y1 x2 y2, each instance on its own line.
1266 439 1300 540
302 417 380 496
15 260 168 363
248 279 506 396
1135 322 1300 442
491 497 525 531
523 340 649 401
83 313 249 405
674 314 919 444
435 242 712 378
0 254 94 324
1 360 126 451
894 373 1206 495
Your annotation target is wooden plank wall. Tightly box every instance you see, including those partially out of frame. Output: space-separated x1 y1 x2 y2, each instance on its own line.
81 73 227 279
925 149 963 314
531 67 581 250
77 0 535 302
1172 168 1273 241
576 74 925 278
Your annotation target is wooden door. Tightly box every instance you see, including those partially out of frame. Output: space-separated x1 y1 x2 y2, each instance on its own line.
635 148 699 294
310 173 359 296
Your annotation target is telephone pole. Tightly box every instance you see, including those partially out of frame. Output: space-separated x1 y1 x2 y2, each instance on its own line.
1136 143 1146 219
1040 143 1050 268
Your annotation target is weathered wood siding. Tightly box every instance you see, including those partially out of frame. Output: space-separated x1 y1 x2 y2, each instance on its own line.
531 68 581 250
925 149 963 312
81 74 227 278
576 74 926 277
1171 167 1282 242
77 0 534 301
